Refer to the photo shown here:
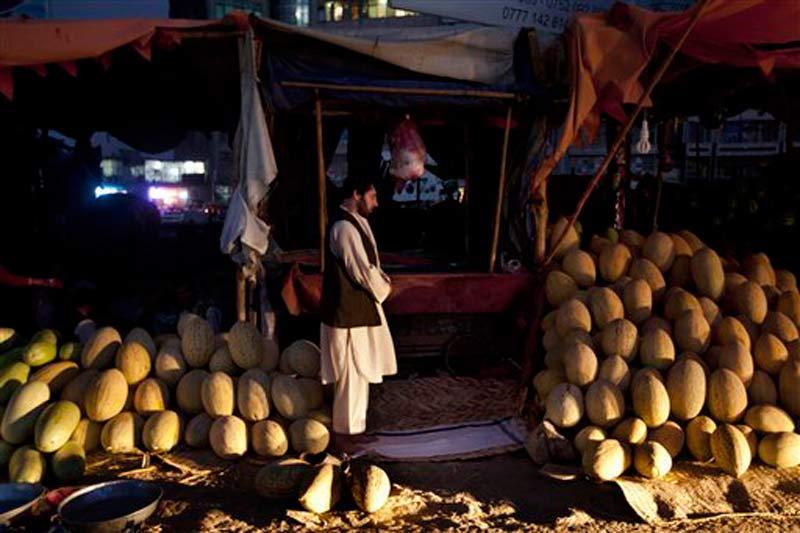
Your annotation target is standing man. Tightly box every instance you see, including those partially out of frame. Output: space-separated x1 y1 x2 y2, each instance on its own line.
320 176 396 439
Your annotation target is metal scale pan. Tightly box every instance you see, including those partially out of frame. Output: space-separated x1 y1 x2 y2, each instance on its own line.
0 483 45 525
57 480 162 533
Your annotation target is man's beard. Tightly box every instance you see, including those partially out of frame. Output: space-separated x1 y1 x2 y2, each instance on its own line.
357 204 373 217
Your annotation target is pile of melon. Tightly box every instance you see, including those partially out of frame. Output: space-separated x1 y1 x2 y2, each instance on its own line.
0 316 389 514
533 219 800 481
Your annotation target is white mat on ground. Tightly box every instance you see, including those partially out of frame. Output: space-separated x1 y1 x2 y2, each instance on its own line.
354 416 527 462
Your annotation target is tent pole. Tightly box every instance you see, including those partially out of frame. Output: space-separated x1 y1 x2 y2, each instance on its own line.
463 125 471 257
543 0 710 266
489 105 513 272
236 268 247 322
315 90 327 273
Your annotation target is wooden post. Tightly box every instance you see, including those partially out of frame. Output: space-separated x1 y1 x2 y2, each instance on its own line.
315 90 327 272
488 105 513 272
463 125 471 257
543 0 710 266
236 268 246 323
532 177 548 264
248 279 258 326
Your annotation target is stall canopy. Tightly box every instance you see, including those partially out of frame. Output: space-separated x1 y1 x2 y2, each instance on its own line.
251 16 542 109
0 16 246 151
531 0 800 192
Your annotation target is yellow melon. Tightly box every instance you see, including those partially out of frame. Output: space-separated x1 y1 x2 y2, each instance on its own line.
228 321 264 370
710 424 751 477
142 410 181 453
252 419 289 457
744 405 795 434
84 369 128 423
600 319 638 361
583 439 630 481
549 217 580 260
776 270 797 292
762 311 799 344
621 229 645 252
717 342 754 386
632 373 670 428
754 333 789 375
623 279 652 325
81 327 122 369
670 233 693 257
599 243 633 283
100 412 143 453
574 426 606 455
675 310 710 354
642 316 672 337
585 380 625 428
154 343 187 387
629 258 666 301
209 415 247 459
115 341 152 386
648 421 685 458
699 297 721 329
176 369 209 415
133 378 169 416
715 316 751 351
562 250 596 288
555 299 592 337
748 370 777 405
639 329 676 370
686 416 716 462
545 270 578 307
668 255 692 289
202 372 235 418
691 248 725 301
778 290 800 327
545 383 583 429
643 232 676 272
184 413 213 448
181 316 215 368
743 253 776 287
588 287 624 329
533 369 565 402
634 441 672 479
736 281 768 325
612 417 648 445
666 358 706 421
707 369 747 423
678 230 704 253
598 355 630 392
758 432 800 468
124 328 156 361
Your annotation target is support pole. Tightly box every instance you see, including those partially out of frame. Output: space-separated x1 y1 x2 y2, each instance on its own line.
463 125 471 257
532 178 548 264
489 105 513 272
315 90 327 272
236 268 246 323
543 0 709 266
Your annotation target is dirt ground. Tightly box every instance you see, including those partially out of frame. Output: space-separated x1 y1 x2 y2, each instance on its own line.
60 450 799 532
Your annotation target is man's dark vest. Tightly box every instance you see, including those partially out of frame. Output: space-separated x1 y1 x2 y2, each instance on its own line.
320 210 382 328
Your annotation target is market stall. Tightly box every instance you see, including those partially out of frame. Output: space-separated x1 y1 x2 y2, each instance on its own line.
244 15 545 365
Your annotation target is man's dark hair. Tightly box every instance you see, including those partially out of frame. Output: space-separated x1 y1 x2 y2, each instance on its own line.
341 176 377 198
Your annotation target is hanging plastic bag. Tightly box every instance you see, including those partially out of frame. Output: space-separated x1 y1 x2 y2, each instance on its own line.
388 116 426 182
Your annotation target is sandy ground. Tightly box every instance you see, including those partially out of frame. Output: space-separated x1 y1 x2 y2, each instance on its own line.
57 450 797 532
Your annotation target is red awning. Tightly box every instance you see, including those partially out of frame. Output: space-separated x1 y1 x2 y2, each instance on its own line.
532 0 800 192
0 15 249 100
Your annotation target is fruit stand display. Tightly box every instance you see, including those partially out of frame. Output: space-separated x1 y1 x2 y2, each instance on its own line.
528 220 800 480
0 319 390 516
